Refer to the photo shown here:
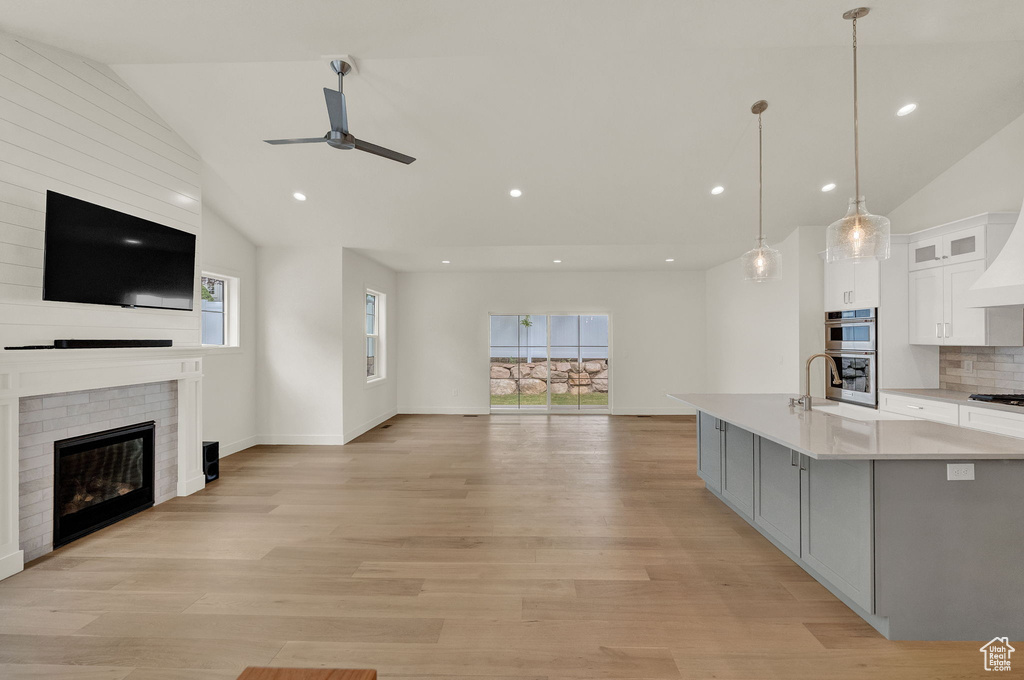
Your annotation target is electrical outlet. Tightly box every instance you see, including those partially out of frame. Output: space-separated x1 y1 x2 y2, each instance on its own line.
947 463 975 481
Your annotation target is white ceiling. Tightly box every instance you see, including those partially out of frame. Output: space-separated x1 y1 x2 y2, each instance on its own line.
3 0 1024 271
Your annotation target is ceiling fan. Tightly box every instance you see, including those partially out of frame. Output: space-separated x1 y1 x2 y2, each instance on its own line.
264 60 415 165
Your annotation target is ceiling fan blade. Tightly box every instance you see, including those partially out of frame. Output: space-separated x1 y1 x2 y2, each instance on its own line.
324 88 348 134
353 137 416 164
264 137 328 145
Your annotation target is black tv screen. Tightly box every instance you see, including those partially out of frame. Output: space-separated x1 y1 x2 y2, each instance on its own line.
43 191 196 311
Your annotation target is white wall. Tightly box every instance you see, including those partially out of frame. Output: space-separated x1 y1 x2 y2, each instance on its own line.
705 226 826 396
0 31 202 347
342 249 398 442
256 247 345 443
201 207 258 455
396 270 706 415
888 112 1024 233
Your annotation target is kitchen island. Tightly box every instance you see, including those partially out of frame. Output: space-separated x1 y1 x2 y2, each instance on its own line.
669 393 1024 641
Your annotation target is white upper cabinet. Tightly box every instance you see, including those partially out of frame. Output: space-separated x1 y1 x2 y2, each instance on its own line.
908 236 944 271
909 225 987 272
825 259 879 312
906 213 1022 346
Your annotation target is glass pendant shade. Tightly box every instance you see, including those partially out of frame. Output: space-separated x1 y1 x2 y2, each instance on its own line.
742 236 781 282
825 196 891 263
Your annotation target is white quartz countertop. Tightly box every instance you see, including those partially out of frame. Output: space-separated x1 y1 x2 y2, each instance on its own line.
668 393 1024 460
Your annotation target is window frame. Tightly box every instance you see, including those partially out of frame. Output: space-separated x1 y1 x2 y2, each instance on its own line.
200 271 240 349
366 288 386 384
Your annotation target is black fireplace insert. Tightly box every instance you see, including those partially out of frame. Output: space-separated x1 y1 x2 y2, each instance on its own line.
52 421 155 548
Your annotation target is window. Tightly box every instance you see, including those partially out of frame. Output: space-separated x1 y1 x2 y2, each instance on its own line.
366 289 385 381
201 273 239 347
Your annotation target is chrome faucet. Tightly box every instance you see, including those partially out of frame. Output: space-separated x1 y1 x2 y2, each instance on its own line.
790 353 843 411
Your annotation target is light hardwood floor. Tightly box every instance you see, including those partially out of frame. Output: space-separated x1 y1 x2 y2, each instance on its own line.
0 415 986 679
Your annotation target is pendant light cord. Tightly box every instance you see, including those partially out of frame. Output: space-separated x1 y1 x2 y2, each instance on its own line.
852 15 860 201
757 111 763 242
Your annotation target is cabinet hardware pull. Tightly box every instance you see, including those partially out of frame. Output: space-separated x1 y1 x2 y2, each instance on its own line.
942 255 949 259
936 322 942 338
933 257 941 261
798 455 807 471
791 450 798 467
906 404 924 410
945 322 951 338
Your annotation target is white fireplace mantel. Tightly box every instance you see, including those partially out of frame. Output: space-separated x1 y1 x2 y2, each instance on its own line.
0 348 205 580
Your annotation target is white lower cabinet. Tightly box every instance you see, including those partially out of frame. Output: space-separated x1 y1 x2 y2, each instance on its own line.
959 405 1024 439
879 392 960 425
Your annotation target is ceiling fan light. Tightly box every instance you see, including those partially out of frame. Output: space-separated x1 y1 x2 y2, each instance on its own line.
825 197 891 263
742 237 782 282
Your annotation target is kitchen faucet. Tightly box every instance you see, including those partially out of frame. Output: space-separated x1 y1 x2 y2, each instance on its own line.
790 353 843 411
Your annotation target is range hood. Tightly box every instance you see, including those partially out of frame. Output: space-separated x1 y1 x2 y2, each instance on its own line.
966 195 1024 308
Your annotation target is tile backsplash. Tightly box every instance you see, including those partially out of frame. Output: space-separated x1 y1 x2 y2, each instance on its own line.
939 346 1024 393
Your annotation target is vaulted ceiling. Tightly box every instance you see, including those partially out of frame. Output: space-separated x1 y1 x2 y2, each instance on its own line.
3 0 1024 270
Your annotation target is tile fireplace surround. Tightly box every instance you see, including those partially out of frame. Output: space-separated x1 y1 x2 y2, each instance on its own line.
0 348 204 580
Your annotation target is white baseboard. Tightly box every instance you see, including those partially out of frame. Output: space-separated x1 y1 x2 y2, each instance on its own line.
0 548 24 581
218 435 259 457
177 473 206 496
344 408 399 443
256 434 348 446
398 406 490 415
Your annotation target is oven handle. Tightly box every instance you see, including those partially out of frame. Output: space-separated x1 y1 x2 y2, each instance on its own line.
825 350 876 357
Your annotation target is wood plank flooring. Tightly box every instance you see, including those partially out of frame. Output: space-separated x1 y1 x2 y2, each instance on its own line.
0 415 987 678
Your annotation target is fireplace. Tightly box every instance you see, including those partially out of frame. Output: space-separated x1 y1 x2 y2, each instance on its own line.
52 421 155 548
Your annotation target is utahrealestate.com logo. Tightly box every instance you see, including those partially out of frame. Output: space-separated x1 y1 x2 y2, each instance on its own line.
980 637 1015 672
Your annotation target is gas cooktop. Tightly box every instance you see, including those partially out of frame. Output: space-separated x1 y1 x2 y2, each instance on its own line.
969 394 1024 407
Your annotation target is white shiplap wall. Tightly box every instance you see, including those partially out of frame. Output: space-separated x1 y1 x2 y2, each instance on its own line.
0 31 202 347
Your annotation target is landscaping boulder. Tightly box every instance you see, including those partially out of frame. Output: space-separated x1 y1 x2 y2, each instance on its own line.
550 382 569 394
490 365 511 379
490 379 517 395
530 364 548 379
584 361 603 373
592 379 608 393
519 378 547 395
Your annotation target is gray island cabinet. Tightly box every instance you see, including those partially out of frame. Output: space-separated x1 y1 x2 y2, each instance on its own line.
682 393 1024 641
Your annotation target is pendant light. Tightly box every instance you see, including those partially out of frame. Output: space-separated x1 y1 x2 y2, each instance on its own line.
742 100 781 282
825 7 891 263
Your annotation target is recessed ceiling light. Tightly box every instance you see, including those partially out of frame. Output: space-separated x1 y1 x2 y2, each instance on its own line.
293 192 306 201
665 258 675 262
821 182 837 192
711 185 725 195
896 103 917 117
441 260 450 264
553 259 562 263
509 188 522 198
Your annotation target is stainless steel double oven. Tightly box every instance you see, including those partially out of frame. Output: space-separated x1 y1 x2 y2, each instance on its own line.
825 308 877 407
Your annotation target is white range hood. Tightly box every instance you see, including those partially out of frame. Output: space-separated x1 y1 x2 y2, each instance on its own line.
967 195 1024 308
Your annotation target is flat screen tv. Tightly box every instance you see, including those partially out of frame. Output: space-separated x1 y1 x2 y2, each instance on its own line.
43 191 196 311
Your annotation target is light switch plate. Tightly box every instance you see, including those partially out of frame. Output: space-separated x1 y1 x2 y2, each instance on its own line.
947 463 975 481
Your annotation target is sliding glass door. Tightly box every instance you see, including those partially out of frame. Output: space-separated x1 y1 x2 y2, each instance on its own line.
490 314 609 411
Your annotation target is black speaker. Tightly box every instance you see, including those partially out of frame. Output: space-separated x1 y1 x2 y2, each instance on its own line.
202 441 219 482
